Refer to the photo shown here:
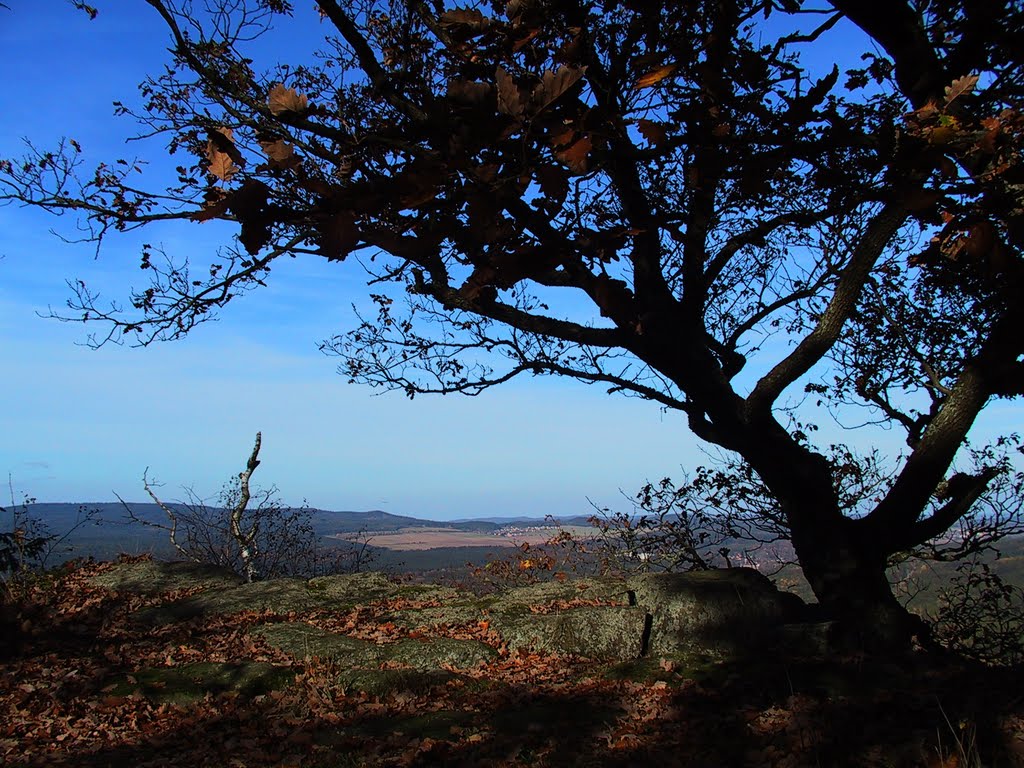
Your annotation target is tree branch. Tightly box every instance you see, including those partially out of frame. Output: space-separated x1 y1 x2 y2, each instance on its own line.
745 200 908 413
314 0 428 122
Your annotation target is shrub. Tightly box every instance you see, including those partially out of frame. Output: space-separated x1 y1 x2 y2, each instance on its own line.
930 557 1024 667
122 433 377 581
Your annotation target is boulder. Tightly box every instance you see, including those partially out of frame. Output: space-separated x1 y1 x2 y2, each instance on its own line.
628 568 802 656
87 559 243 594
489 604 647 660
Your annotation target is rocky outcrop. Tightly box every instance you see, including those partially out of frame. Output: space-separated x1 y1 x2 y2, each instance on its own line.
627 568 804 657
89 561 809 698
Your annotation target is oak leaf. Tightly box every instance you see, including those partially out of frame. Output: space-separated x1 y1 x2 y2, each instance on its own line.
447 78 493 105
206 127 242 182
192 187 231 222
964 221 996 258
317 211 359 260
944 74 979 105
496 67 525 118
637 119 668 147
551 126 592 174
633 64 676 90
268 84 309 115
259 139 294 163
512 27 541 52
536 164 569 204
228 179 272 254
506 0 526 19
438 8 490 34
532 65 586 113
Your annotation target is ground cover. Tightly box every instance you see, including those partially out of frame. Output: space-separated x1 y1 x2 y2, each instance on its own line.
1 556 1023 767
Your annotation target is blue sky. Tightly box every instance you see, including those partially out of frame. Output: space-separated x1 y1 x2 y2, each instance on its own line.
0 3 1016 521
0 2 714 520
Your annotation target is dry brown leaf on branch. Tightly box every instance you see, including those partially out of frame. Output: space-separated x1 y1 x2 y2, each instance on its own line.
513 27 541 52
532 65 586 113
316 211 359 261
259 139 294 163
438 8 491 34
536 164 569 203
944 74 979 105
228 179 272 254
206 127 242 182
633 64 676 90
636 119 669 147
551 126 592 174
447 78 493 106
192 187 231 222
268 83 309 115
258 138 301 172
496 67 525 118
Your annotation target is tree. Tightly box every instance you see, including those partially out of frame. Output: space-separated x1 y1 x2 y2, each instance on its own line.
119 433 378 581
2 0 1022 651
122 432 275 583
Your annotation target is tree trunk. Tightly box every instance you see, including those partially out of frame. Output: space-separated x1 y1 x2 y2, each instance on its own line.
746 434 922 654
792 520 920 653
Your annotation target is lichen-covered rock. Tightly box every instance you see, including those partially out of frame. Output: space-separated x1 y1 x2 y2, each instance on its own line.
490 577 631 608
135 577 319 623
305 571 407 602
387 598 492 630
90 559 807 695
481 576 642 659
87 560 243 594
386 637 498 670
134 571 423 624
489 604 647 660
334 667 460 696
628 568 800 656
105 661 293 704
251 622 381 664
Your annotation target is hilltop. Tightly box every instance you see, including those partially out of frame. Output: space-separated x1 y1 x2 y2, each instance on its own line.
16 502 593 566
2 556 1023 767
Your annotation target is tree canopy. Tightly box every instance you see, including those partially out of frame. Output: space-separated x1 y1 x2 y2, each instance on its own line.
2 0 1023 651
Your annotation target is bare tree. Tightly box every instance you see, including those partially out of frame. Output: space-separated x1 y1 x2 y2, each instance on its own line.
119 432 344 582
3 0 1023 652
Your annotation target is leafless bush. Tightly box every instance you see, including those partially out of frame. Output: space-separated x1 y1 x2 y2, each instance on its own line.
929 557 1024 667
588 457 793 575
2 482 100 600
119 433 376 581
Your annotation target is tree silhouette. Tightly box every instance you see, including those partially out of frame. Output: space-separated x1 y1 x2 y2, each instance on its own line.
2 0 1022 651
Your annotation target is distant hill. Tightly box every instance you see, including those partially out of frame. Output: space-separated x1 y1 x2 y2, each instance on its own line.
448 515 594 527
8 502 588 564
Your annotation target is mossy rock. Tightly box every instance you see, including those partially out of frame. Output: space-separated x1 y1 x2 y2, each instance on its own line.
487 695 623 735
628 568 799 655
601 653 721 683
134 577 313 624
386 595 494 630
345 709 479 740
383 637 498 670
253 621 496 671
490 605 647 660
334 667 461 696
134 571 411 624
251 622 381 665
106 661 293 704
88 560 243 595
304 571 407 603
490 577 631 609
481 577 644 659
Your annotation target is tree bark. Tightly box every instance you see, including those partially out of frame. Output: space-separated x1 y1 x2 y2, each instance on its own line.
739 421 921 652
791 518 919 652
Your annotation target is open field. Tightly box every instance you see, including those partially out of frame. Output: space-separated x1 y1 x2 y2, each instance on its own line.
330 525 595 551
